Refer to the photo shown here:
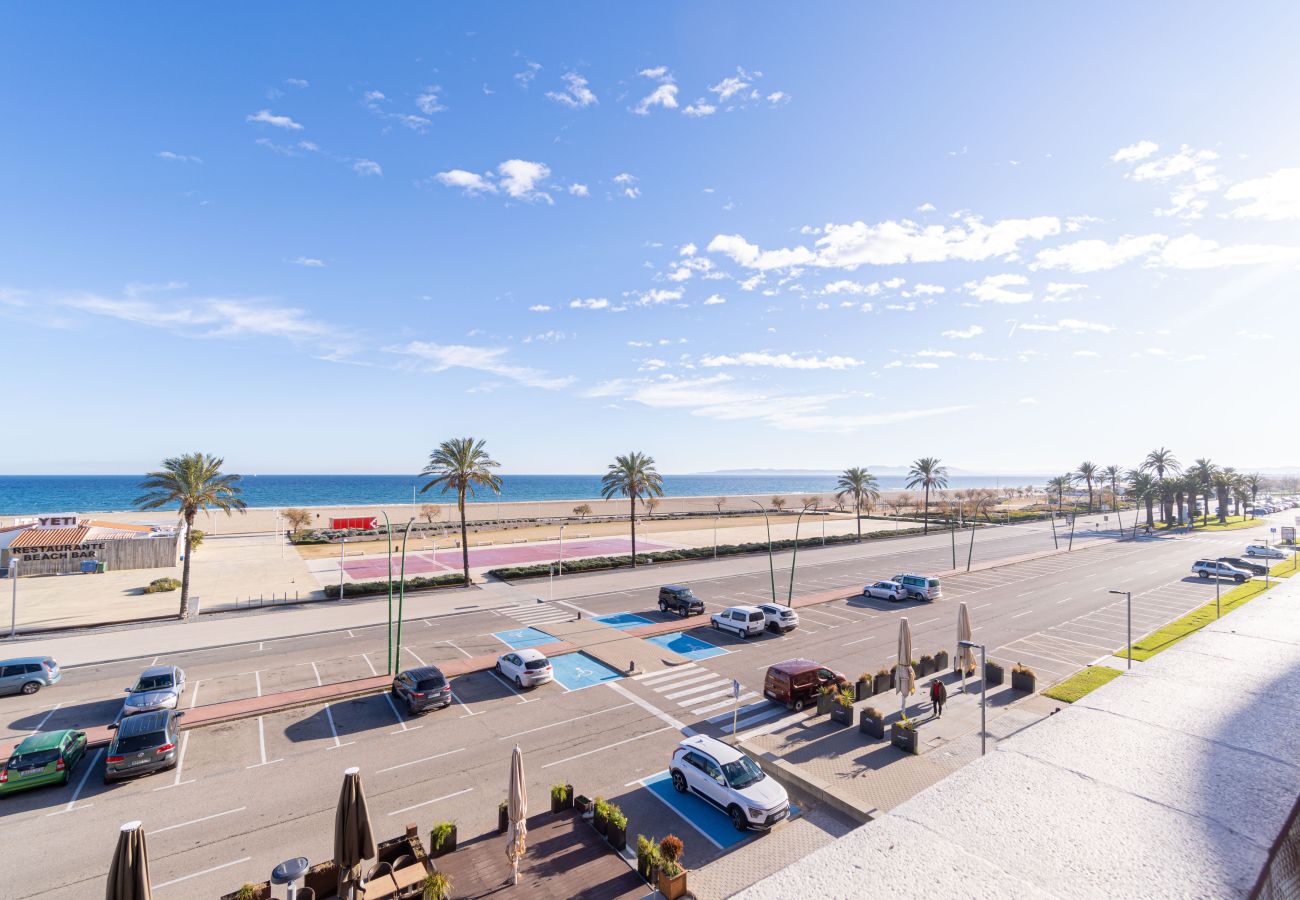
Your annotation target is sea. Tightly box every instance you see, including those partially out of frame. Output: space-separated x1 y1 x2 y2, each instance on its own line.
0 473 1051 516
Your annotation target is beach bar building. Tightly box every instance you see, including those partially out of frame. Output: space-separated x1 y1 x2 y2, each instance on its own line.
0 515 179 577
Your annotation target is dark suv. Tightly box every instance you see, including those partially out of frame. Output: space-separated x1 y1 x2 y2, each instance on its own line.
1218 557 1268 576
658 585 705 617
391 666 452 714
105 710 182 782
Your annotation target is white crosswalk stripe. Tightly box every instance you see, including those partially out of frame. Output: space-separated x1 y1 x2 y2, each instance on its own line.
633 664 769 719
633 664 700 683
500 604 573 625
705 700 769 724
665 680 731 700
733 705 788 731
692 693 759 715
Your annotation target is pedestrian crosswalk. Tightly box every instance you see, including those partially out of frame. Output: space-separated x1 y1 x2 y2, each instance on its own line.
499 602 574 626
633 664 786 731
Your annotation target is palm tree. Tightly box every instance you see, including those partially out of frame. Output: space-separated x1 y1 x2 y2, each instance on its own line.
419 438 503 584
1076 461 1099 513
600 452 664 568
1212 467 1236 524
1047 475 1072 512
135 452 246 618
1102 465 1122 512
1187 458 1217 526
1245 473 1264 514
835 467 880 542
906 457 949 534
1142 447 1181 524
1126 469 1157 529
1232 473 1251 517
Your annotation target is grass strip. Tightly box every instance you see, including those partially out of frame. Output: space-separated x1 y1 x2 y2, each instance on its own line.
1270 557 1299 579
1156 515 1264 533
1043 665 1122 703
1119 579 1275 661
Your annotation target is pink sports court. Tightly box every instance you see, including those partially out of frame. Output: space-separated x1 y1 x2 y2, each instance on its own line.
338 536 671 580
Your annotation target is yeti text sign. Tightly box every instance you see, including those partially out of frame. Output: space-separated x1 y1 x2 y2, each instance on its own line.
18 542 106 562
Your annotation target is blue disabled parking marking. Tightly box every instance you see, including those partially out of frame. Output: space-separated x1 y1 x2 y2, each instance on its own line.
548 652 624 691
492 627 561 650
638 770 798 850
645 632 728 661
594 612 655 631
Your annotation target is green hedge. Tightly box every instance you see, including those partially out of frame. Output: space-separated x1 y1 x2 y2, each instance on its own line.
144 577 181 593
486 527 944 580
323 573 466 599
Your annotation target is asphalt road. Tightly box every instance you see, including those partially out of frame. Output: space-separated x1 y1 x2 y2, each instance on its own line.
1 514 1289 898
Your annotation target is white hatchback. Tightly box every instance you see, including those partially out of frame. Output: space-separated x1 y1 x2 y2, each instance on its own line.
711 605 767 638
863 580 906 601
1245 544 1286 559
756 603 799 633
495 648 554 688
670 734 790 831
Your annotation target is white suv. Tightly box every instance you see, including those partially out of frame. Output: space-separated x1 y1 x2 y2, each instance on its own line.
1245 544 1286 559
669 734 790 831
711 605 767 638
1191 560 1250 583
756 603 799 633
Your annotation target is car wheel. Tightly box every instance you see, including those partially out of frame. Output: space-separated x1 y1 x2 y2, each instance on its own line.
515 675 524 688
495 661 502 674
407 699 417 715
659 602 668 613
1197 571 1209 579
729 806 749 832
712 620 720 630
671 770 687 793
20 681 40 695
793 698 805 712
1235 575 1246 583
1247 550 1256 556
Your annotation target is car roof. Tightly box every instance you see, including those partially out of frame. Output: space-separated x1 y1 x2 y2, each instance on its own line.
13 730 77 753
724 604 764 613
767 658 822 676
0 657 50 667
402 666 445 680
662 584 690 591
758 602 791 610
139 665 177 678
117 711 172 737
677 733 744 765
514 648 548 661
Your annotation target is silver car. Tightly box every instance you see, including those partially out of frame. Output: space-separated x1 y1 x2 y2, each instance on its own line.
122 665 186 716
0 657 60 696
104 710 182 782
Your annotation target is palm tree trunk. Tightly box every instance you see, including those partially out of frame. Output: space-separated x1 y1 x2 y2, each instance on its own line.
1145 498 1154 526
855 497 862 542
458 491 469 584
179 510 195 618
923 486 930 534
1086 482 1093 513
629 495 637 568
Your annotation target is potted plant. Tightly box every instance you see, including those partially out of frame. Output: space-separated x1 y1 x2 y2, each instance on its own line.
830 685 855 725
421 871 452 900
934 649 950 671
636 834 659 882
550 783 572 814
606 803 628 851
985 660 1004 686
887 664 897 690
592 796 609 836
656 835 687 900
1011 663 1037 693
816 684 835 715
859 706 885 738
855 672 873 701
228 885 264 900
497 799 509 834
429 821 457 858
891 716 921 754
574 793 594 816
874 667 891 696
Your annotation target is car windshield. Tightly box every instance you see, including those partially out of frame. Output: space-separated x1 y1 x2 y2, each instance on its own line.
524 659 550 671
722 756 764 789
133 674 174 692
115 733 165 754
416 677 446 690
9 749 59 769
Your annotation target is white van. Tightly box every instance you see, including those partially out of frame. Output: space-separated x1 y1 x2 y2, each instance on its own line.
711 605 767 638
891 573 942 601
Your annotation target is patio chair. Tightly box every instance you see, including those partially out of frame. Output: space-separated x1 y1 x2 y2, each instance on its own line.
390 854 416 872
363 861 394 885
296 890 316 900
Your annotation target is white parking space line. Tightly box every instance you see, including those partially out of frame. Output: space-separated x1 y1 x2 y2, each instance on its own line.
311 661 356 749
154 732 195 791
153 858 252 891
605 682 693 735
403 647 430 667
377 747 465 774
248 717 283 769
1041 632 1115 651
913 617 940 627
450 690 477 717
362 653 379 676
497 703 635 741
542 725 675 769
974 602 993 609
28 703 63 734
388 787 474 817
443 641 474 659
488 668 536 703
49 748 102 816
636 771 726 851
382 692 424 733
1011 611 1033 619
1056 596 1074 604
844 635 875 647
147 807 246 836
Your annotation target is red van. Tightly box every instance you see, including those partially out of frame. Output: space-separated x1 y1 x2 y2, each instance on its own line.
763 659 847 711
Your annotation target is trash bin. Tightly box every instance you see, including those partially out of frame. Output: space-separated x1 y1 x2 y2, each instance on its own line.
80 560 97 574
95 561 108 574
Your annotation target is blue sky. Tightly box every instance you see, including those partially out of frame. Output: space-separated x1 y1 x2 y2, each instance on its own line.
4 3 1299 475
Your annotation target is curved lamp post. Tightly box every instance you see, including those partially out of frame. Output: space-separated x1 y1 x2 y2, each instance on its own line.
378 512 396 673
787 507 810 604
747 499 777 603
393 517 416 672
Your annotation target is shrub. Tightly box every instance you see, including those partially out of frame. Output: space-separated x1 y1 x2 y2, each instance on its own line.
550 783 568 804
864 706 882 719
323 573 466 599
234 885 259 900
919 654 934 666
835 686 854 708
858 672 872 682
876 667 889 677
637 834 659 862
421 872 451 900
1013 663 1036 677
659 858 683 878
430 821 455 851
593 796 609 820
145 577 181 593
607 803 628 830
659 834 683 864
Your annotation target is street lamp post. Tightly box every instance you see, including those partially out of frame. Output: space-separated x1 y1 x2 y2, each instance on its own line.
1216 572 1221 619
8 559 17 639
787 508 809 604
394 518 416 670
338 537 346 603
747 499 777 603
958 639 987 755
378 512 395 673
558 524 566 577
713 516 719 559
1109 589 1133 669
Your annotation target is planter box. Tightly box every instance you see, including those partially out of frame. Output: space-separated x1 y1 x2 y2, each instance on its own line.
984 662 1004 686
220 885 270 900
859 711 885 739
888 668 897 689
918 658 934 677
874 674 890 696
934 650 949 671
816 692 834 715
658 869 688 900
592 809 608 836
891 722 921 755
607 820 627 852
830 703 854 726
637 855 656 882
1011 670 1037 693
497 804 509 834
429 824 457 858
855 679 873 701
551 784 573 814
575 794 594 816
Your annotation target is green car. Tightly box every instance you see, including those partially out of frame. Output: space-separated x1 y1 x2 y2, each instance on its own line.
0 729 88 797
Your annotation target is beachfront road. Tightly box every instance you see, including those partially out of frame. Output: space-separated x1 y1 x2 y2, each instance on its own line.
0 516 1278 897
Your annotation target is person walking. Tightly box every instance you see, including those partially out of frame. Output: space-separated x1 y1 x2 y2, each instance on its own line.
930 678 947 718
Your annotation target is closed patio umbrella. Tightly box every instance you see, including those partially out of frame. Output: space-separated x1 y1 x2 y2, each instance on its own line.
506 744 528 886
896 617 915 720
106 820 151 900
335 766 376 900
957 602 975 690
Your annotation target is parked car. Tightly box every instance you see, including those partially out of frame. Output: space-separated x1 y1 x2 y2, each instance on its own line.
863 580 906 602
658 585 705 617
1191 560 1251 582
669 734 790 831
104 710 182 782
763 659 847 711
122 665 186 716
891 573 942 601
1217 557 1268 576
391 666 452 714
495 648 553 688
1245 544 1286 559
0 657 60 697
711 605 767 639
0 729 87 796
755 603 799 633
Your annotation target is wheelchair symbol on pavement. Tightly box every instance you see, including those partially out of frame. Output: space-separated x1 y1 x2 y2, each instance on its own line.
572 665 595 680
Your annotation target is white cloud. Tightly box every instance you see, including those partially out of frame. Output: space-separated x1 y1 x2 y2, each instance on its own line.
1019 397 1039 405
1111 140 1159 163
514 61 541 88
910 283 945 295
815 302 829 310
917 350 956 358
634 67 678 115
680 242 698 257
546 72 598 108
523 330 568 344
1225 168 1300 220
639 358 668 371
570 298 609 310
623 187 641 199
766 91 787 104
1155 234 1300 269
247 109 303 130
497 159 552 203
1130 145 1217 182
700 351 864 370
916 202 936 213
613 172 637 185
415 86 446 115
395 341 573 390
157 151 201 163
353 159 382 177
1045 282 1085 298
683 101 717 118
709 234 816 270
568 183 589 197
529 304 552 312
61 292 338 346
289 257 326 267
638 66 670 80
710 74 751 102
822 280 880 295
1019 318 1114 334
434 169 497 195
1073 350 1101 358
703 294 726 305
1032 234 1167 272
964 273 1033 304
1116 144 1220 219
638 289 682 306
942 325 984 339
